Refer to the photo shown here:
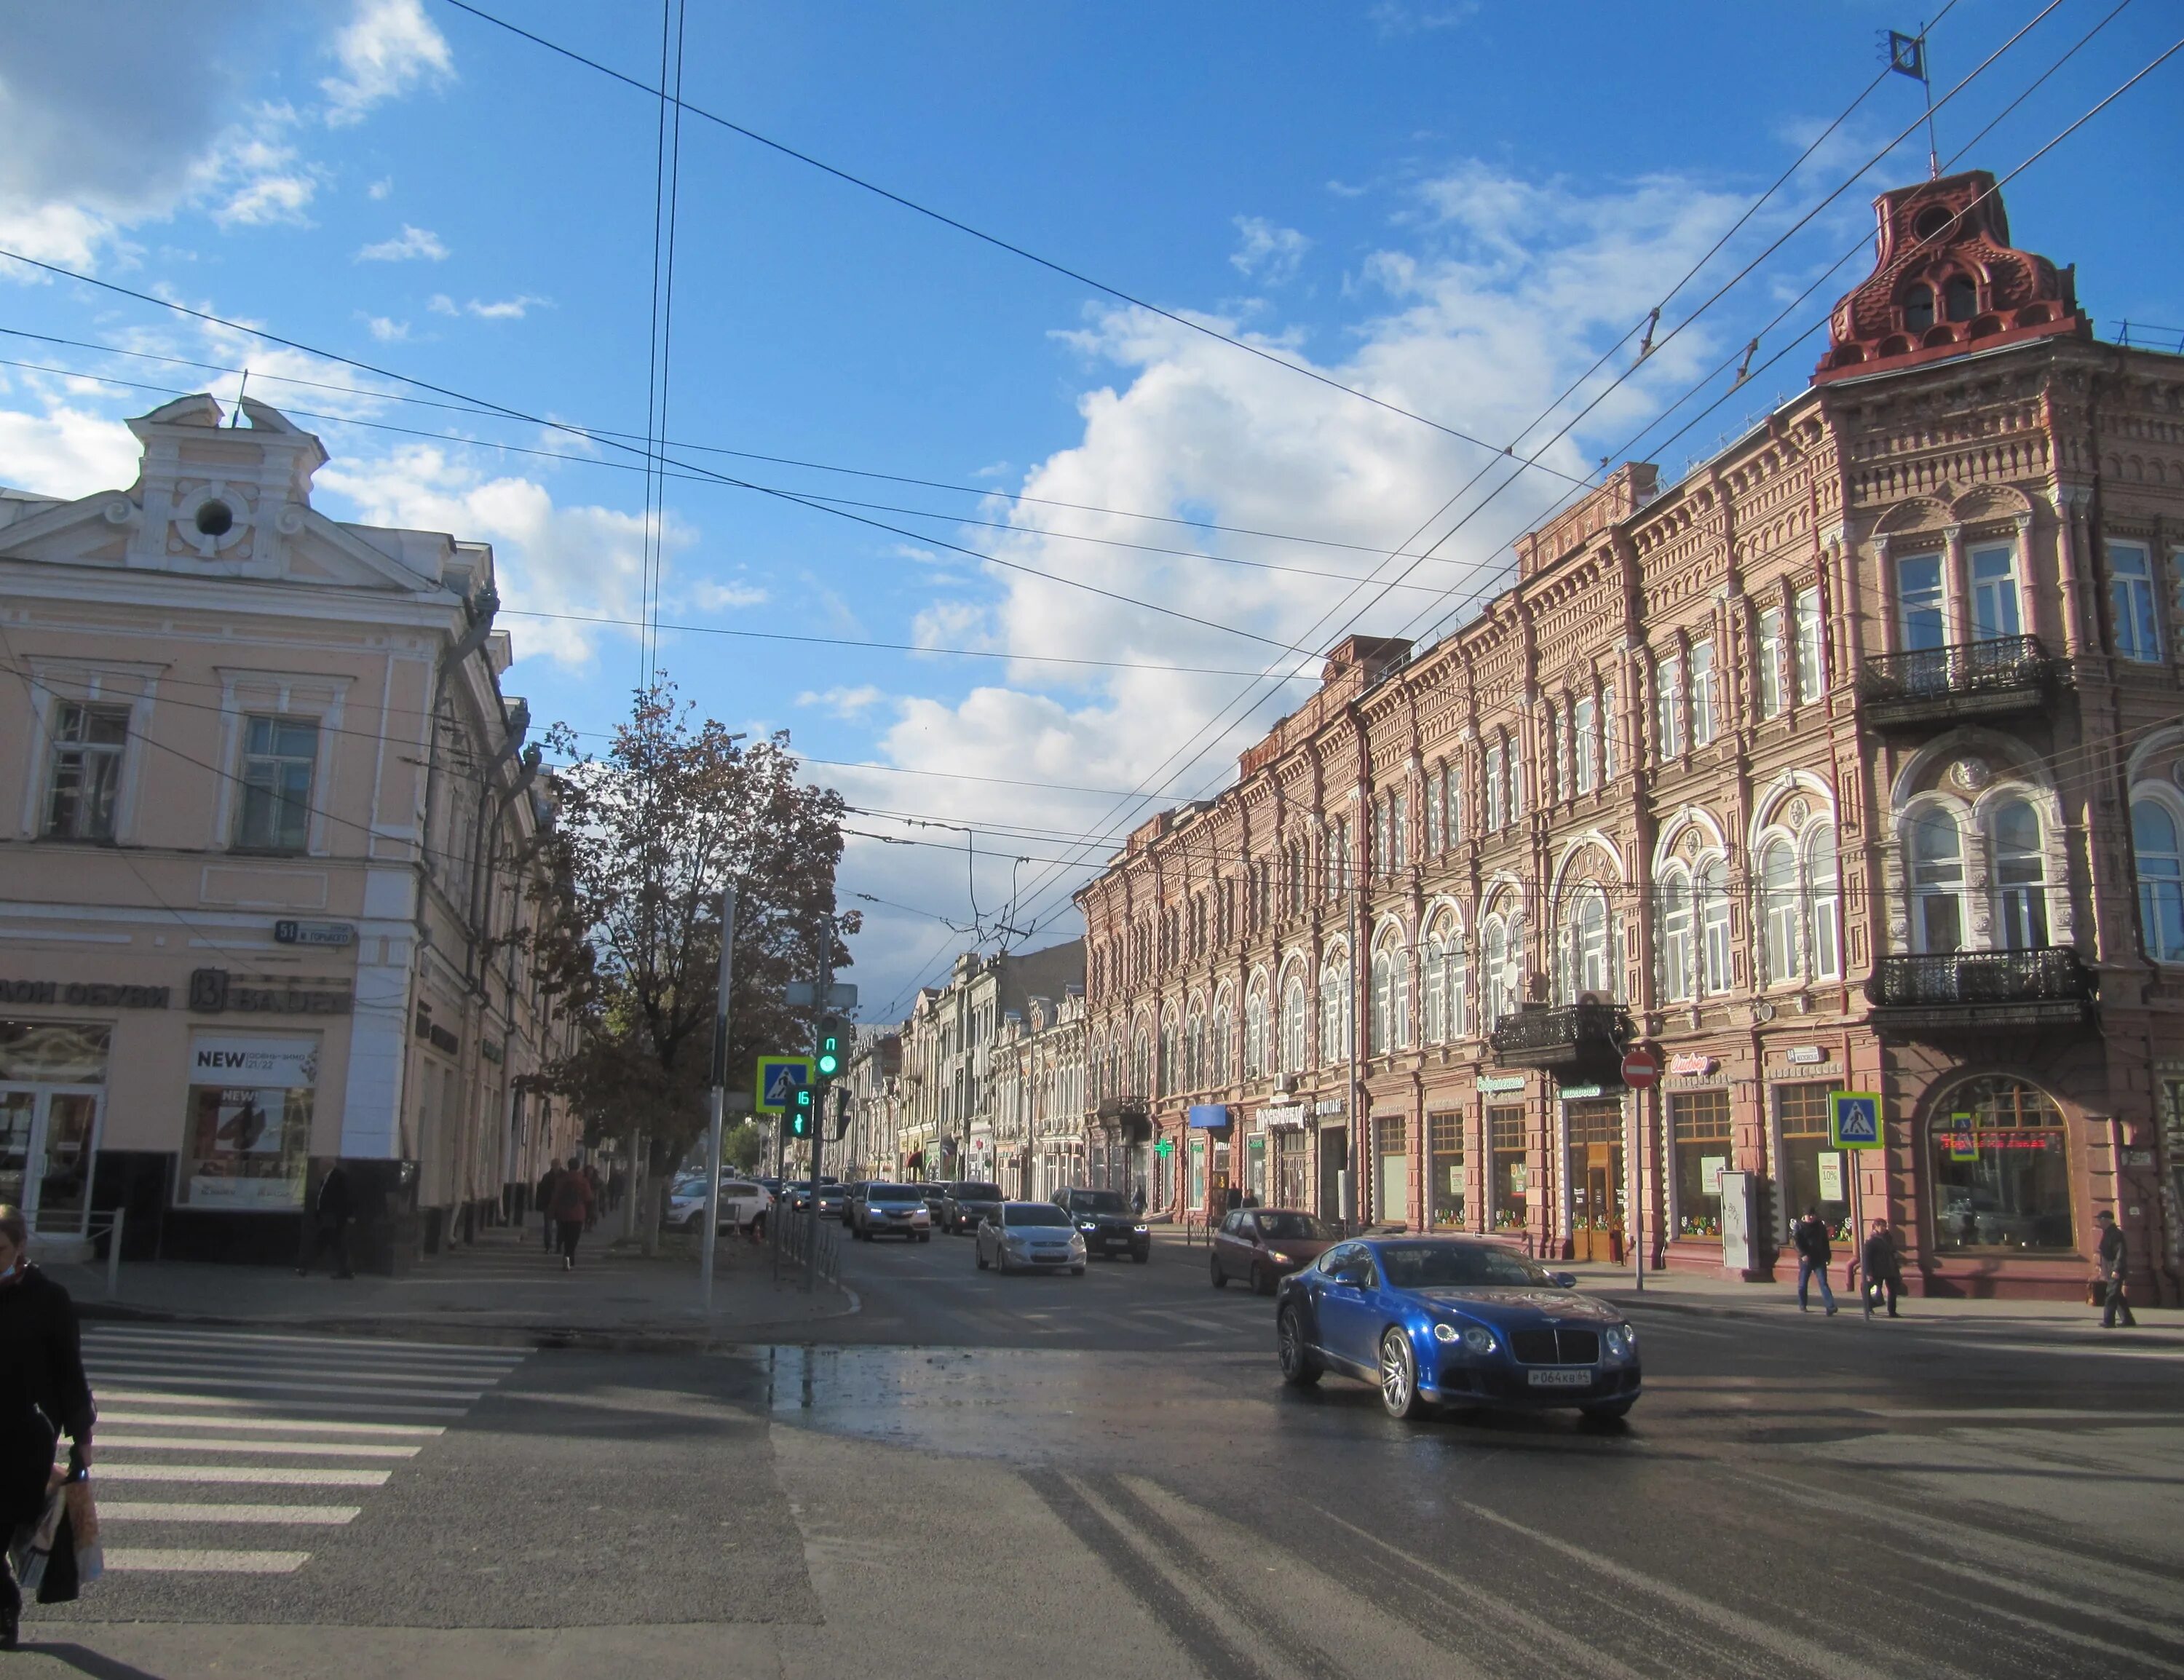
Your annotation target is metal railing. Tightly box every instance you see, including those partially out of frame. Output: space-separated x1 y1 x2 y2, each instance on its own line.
1866 946 2094 1009
1857 634 2052 707
30 1207 124 1294
1488 1001 1633 1059
769 1205 842 1288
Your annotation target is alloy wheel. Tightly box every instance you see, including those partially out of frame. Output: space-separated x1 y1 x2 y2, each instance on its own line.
1380 1330 1417 1419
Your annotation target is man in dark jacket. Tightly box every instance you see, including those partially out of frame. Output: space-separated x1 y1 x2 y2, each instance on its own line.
1791 1208 1837 1315
1853 1218 1903 1318
2096 1210 2136 1328
295 1162 355 1279
550 1157 594 1270
0 1204 96 1644
535 1163 563 1251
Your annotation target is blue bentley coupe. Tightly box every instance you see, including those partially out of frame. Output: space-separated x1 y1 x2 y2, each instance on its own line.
1275 1236 1642 1422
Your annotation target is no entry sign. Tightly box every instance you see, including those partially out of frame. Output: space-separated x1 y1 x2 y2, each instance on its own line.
1620 1046 1661 1089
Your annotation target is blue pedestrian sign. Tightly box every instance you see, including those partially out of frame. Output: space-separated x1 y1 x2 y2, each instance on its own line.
1829 1092 1883 1152
756 1055 815 1114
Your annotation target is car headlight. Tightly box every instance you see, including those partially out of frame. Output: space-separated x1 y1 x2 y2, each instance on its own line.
1462 1326 1497 1355
1604 1324 1637 1360
1432 1322 1460 1344
1079 1223 1099 1232
1133 1224 1149 1232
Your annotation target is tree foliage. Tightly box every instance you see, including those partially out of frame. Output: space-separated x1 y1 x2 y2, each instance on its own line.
527 680 855 1175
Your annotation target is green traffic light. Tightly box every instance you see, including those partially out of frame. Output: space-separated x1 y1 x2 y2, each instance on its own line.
791 1085 815 1138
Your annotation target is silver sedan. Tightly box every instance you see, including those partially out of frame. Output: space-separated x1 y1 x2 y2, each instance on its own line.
975 1202 1088 1275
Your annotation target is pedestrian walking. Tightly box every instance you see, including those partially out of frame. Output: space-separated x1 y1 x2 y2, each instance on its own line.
1851 1219 1903 1318
550 1156 595 1270
2095 1209 2136 1328
1131 1184 1147 1217
535 1162 563 1252
0 1205 97 1648
582 1163 604 1232
1791 1208 1837 1315
295 1162 356 1279
607 1164 628 1215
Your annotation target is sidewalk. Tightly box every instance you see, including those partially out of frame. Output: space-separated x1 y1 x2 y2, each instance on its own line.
40 1223 858 1350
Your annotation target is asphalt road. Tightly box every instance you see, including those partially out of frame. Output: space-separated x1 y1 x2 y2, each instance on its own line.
17 1228 2184 1680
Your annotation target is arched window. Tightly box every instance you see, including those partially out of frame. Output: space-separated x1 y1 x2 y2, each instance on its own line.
1562 885 1612 1002
1369 929 1410 1053
1243 982 1270 1079
1698 858 1732 993
2136 799 2184 962
1318 951 1352 1066
1210 991 1233 1087
1760 839 1798 985
1481 910 1524 1026
1421 916 1448 1045
1805 827 1841 981
1944 274 1977 322
1929 1077 2074 1253
1280 970 1309 1074
1909 810 1965 953
1129 1024 1152 1098
1904 282 1934 333
1658 864 1693 1002
1183 1005 1206 1092
1990 798 2049 950
1448 924 1469 1039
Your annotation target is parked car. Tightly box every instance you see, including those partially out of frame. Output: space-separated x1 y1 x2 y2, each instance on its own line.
1210 1207 1334 1293
839 1181 871 1224
851 1182 933 1241
784 1176 841 1214
1275 1236 1641 1423
941 1181 1005 1234
917 1184 952 1227
1053 1187 1150 1262
665 1177 773 1235
975 1202 1086 1275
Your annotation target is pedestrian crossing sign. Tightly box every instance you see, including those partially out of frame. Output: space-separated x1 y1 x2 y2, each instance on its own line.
1829 1092 1883 1151
756 1055 814 1113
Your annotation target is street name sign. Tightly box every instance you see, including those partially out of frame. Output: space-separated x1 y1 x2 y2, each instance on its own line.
1829 1092 1883 1151
756 1056 815 1113
785 980 859 1010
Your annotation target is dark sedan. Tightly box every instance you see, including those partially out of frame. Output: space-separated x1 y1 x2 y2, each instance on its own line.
1210 1207 1335 1293
1053 1187 1150 1261
941 1181 1004 1234
1275 1237 1641 1423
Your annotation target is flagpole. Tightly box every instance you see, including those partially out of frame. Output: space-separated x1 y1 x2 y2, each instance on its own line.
1920 24 1940 179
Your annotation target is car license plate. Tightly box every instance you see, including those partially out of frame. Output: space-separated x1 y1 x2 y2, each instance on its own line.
1527 1368 1592 1388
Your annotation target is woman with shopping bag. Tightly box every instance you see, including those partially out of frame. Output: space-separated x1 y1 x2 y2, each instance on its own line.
0 1205 98 1648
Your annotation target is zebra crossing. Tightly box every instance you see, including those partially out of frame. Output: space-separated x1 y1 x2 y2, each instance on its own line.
76 1326 526 1577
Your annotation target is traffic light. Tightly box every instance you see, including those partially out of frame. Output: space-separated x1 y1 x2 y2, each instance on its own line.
788 1085 815 1139
815 1015 847 1079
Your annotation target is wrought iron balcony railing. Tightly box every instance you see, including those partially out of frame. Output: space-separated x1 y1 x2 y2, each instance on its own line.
1865 946 2094 1026
1488 1000 1634 1071
1857 634 2057 725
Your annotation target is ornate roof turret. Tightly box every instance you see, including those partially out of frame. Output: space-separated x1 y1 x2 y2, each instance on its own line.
1813 170 2088 384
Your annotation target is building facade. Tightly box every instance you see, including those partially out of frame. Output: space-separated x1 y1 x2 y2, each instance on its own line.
840 1026 903 1182
988 986 1088 1200
1076 173 2184 1301
0 394 578 1267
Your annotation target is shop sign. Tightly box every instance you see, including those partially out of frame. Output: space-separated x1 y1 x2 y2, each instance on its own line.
1187 1104 1231 1130
188 969 354 1016
0 978 170 1009
1669 1053 1715 1076
1313 1098 1346 1116
181 1034 319 1212
1476 1076 1525 1094
1559 1085 1606 1101
480 1038 505 1065
272 920 356 948
1785 1045 1827 1065
1816 1152 1845 1201
1259 1103 1307 1130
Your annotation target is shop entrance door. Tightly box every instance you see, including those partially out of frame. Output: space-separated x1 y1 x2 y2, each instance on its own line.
0 1085 103 1239
1565 1098 1624 1263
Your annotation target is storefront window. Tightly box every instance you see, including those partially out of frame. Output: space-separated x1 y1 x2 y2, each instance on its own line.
1246 1134 1266 1202
1429 1112 1465 1228
1489 1105 1527 1231
1189 1133 1206 1210
1273 1127 1309 1208
1775 1082 1848 1243
0 1022 110 1236
181 1034 318 1211
1929 1077 2074 1252
1565 1098 1624 1254
1671 1090 1732 1238
1376 1115 1408 1227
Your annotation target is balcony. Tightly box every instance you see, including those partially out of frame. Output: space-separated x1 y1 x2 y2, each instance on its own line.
1857 635 2059 728
1489 1000 1634 1081
1865 947 2095 1031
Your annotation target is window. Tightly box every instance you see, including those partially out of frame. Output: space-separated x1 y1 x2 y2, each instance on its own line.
1326 819 1349 901
1671 1090 1732 1238
1280 972 1308 1074
1990 799 2049 949
1794 587 1824 704
1425 769 1444 857
1184 1007 1206 1091
1970 544 2021 641
1508 732 1524 820
1441 765 1462 849
1546 706 1565 803
1574 697 1598 793
2109 542 2161 663
1904 283 1934 332
1760 839 1798 986
234 716 319 852
1484 742 1505 831
1429 1112 1465 1229
1897 553 1946 651
1131 1026 1152 1098
1757 607 1785 718
1373 799 1391 878
1390 791 1409 871
1489 1105 1527 1232
1599 685 1616 780
1698 858 1732 993
1775 1083 1848 1243
1370 932 1409 1054
1655 655 1682 758
2137 801 2184 962
43 701 130 841
1688 643 1716 745
1481 916 1509 1026
1562 887 1611 1002
1805 828 1841 982
1320 954 1352 1066
1909 811 1964 953
1930 1077 2074 1253
1243 984 1270 1079
1658 865 1693 1002
1944 274 1978 322
1210 996 1233 1087
1421 919 1448 1045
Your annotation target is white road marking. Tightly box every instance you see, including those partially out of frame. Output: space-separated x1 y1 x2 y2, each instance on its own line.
84 1327 528 1360
98 1502 360 1525
105 1548 311 1573
82 1370 487 1400
95 1411 444 1436
1857 1407 2184 1421
92 1465 391 1486
98 1387 467 1418
93 1435 423 1458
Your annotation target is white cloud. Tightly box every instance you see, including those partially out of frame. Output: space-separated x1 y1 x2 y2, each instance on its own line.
1366 1 1479 36
320 0 454 128
0 400 142 499
364 314 409 342
355 223 447 262
215 170 317 229
367 177 394 201
1230 216 1312 286
689 579 768 611
426 292 549 320
796 685 886 719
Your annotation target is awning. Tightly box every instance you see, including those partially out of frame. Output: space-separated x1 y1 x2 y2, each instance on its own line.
1187 1104 1231 1130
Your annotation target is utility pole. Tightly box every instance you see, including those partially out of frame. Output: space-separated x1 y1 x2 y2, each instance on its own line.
701 884 735 1309
1345 801 1362 1234
806 932 831 1293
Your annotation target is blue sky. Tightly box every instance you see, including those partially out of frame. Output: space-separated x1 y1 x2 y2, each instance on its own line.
1 0 2178 1016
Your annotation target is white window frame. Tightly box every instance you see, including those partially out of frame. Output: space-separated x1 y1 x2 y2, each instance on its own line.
1969 542 2022 641
2134 796 2184 964
1757 607 1785 719
1655 655 1682 759
1688 641 1716 745
1793 587 1824 704
1658 865 1694 1003
2109 540 2162 664
1896 552 1947 652
1574 697 1598 793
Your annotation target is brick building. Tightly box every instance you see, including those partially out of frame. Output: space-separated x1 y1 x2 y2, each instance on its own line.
1075 173 2183 1301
